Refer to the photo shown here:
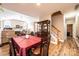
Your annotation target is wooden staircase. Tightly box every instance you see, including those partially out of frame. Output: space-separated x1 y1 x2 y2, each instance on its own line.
51 25 62 44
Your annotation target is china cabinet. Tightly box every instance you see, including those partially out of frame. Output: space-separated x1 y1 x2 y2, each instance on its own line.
34 20 50 56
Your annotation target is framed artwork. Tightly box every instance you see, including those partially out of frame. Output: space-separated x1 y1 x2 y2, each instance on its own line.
16 25 20 28
16 25 22 28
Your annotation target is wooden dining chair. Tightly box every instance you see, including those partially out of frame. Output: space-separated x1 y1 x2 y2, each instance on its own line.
9 38 16 56
29 38 50 56
42 41 50 56
29 44 42 56
9 38 20 56
29 35 50 56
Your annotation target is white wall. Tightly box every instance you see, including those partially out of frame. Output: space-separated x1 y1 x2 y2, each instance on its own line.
76 16 79 37
40 15 51 21
0 21 1 45
0 21 1 27
11 20 26 31
0 20 3 45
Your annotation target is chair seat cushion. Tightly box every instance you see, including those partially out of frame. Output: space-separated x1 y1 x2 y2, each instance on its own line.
32 48 40 55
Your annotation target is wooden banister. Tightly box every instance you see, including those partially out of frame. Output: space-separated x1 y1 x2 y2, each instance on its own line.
51 25 61 32
51 25 62 44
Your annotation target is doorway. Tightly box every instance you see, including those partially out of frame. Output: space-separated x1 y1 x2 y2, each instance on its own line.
67 24 73 37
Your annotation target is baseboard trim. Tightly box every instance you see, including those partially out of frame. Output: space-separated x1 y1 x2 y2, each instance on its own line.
0 42 9 47
50 39 64 45
59 39 64 43
50 40 57 44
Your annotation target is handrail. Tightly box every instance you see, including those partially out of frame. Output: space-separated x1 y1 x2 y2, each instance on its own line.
51 25 61 32
51 25 62 44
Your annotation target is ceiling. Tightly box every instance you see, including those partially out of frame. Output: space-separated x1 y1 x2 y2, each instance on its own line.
1 3 77 19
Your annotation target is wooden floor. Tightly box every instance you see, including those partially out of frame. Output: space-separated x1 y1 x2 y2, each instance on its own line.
49 37 79 56
0 37 79 56
0 44 9 56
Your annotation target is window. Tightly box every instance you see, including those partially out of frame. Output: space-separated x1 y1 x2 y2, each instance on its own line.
4 20 12 28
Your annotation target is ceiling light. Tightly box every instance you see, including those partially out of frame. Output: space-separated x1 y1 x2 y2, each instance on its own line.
36 3 40 6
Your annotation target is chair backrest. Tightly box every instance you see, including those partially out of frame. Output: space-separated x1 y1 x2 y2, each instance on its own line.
42 44 49 56
9 38 16 56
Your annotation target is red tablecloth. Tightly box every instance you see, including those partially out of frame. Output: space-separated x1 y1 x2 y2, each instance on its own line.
13 35 41 56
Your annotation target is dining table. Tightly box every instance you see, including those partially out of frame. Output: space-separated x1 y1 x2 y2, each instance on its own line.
12 35 41 56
